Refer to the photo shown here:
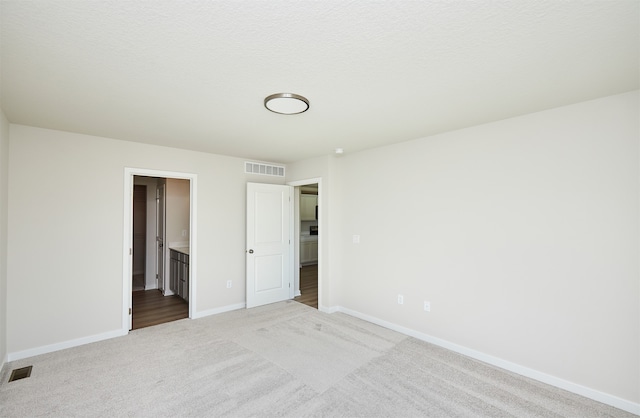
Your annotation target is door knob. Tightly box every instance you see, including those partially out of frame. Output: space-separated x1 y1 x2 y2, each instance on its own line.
248 249 254 254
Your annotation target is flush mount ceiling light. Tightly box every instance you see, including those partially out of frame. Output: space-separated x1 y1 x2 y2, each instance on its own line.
264 93 309 115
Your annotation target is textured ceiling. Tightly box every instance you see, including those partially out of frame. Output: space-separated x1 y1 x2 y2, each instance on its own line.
1 1 638 163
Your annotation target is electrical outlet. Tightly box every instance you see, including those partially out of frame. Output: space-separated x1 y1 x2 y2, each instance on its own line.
226 280 232 288
424 301 431 312
397 294 404 305
352 235 360 244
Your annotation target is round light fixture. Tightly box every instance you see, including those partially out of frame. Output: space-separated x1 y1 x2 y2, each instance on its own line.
264 93 309 115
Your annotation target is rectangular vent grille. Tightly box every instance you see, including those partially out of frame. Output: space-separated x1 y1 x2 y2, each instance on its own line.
8 366 32 382
245 162 285 177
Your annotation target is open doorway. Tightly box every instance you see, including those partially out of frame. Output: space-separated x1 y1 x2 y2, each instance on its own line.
131 176 191 329
292 182 319 309
130 176 190 329
123 169 197 332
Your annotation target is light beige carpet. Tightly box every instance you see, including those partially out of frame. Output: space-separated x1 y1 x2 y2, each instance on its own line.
0 301 635 417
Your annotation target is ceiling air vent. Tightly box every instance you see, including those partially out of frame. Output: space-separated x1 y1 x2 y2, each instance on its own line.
245 162 285 177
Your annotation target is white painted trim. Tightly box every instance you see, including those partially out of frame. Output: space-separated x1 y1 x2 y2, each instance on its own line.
287 177 322 308
319 305 339 314
288 185 294 300
287 178 322 187
123 168 198 332
7 329 128 362
189 175 198 311
293 188 301 296
192 302 246 319
333 306 640 416
123 170 133 330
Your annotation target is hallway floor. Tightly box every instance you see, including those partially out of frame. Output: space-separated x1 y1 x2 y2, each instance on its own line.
294 264 318 309
132 289 188 330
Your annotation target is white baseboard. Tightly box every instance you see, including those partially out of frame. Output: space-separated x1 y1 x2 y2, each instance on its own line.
7 329 128 362
319 305 339 314
334 306 640 416
192 302 245 319
6 303 246 363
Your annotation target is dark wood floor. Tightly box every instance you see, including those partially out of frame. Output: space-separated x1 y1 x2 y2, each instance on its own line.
294 264 318 309
132 289 188 330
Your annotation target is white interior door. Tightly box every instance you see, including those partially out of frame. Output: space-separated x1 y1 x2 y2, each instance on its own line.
246 182 293 308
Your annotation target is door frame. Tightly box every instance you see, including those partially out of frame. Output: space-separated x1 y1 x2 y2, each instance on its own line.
288 177 322 310
122 167 198 331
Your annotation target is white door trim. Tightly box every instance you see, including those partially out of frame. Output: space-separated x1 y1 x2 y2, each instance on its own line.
288 177 322 310
123 167 198 331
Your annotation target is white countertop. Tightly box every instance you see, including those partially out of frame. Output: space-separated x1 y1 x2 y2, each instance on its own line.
170 246 190 255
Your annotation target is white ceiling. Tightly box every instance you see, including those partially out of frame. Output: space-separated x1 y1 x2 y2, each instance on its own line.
1 1 638 164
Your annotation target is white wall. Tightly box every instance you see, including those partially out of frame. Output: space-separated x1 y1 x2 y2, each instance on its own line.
332 91 639 405
165 178 190 248
164 178 190 294
6 125 283 354
0 108 9 367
